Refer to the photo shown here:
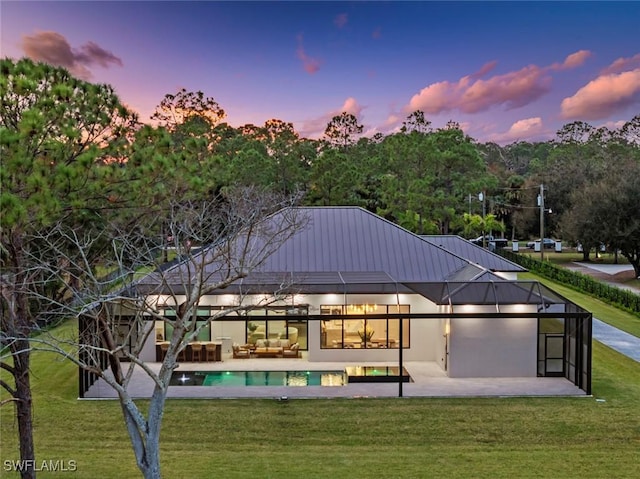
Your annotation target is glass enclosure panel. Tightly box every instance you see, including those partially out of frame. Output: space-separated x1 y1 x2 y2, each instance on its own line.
547 336 564 357
539 317 564 333
547 359 563 373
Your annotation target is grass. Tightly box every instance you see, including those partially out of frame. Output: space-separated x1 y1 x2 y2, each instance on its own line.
2 278 640 478
2 324 640 478
521 272 640 338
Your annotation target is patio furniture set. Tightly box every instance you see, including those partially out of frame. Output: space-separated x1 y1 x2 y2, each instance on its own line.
232 339 301 359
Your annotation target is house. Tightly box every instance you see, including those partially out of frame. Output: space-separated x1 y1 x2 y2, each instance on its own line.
79 207 591 396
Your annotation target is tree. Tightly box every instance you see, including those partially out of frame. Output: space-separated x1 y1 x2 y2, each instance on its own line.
401 110 431 134
151 88 225 133
0 58 137 478
25 187 305 479
323 112 363 150
560 151 640 272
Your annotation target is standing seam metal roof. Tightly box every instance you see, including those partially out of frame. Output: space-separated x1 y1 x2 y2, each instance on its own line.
254 207 495 282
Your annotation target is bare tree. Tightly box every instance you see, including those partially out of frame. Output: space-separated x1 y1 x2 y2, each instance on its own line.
10 187 306 479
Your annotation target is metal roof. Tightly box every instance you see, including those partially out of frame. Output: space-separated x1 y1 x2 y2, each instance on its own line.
131 207 586 311
250 207 494 282
421 235 526 273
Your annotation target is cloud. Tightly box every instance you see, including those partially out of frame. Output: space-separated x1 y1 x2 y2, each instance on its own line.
299 97 365 138
406 51 590 116
554 50 592 70
296 34 321 74
334 13 348 29
21 30 122 80
600 53 640 75
372 27 382 39
560 69 640 119
488 117 548 144
408 65 552 115
469 60 498 80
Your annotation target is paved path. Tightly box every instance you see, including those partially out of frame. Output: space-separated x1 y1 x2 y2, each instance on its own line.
558 262 640 362
593 318 640 362
566 262 639 293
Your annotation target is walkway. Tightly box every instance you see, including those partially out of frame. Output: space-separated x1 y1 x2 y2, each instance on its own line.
593 318 640 362
561 262 640 362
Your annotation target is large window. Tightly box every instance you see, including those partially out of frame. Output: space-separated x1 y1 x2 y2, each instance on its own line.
245 306 308 350
162 308 212 342
320 304 410 349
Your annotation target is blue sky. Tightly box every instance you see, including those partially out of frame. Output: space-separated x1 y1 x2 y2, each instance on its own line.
1 1 639 143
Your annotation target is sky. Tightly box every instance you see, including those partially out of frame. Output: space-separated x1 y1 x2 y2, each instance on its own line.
1 1 639 144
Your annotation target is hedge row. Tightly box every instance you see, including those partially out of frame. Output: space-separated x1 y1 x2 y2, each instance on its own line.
499 249 640 316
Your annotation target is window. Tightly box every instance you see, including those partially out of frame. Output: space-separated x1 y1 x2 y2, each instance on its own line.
245 306 308 350
161 308 212 342
320 304 409 349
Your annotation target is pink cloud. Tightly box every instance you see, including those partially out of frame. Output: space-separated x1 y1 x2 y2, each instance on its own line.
334 13 348 29
408 65 551 114
21 30 122 80
553 50 592 70
488 117 549 144
296 34 321 74
372 27 382 39
561 69 640 120
600 53 640 75
407 51 590 116
299 97 365 138
469 60 498 80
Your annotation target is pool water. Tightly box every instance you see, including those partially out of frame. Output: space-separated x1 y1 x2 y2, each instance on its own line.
345 366 413 383
170 370 345 387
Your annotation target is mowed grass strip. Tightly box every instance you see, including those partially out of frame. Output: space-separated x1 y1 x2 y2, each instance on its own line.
2 326 640 478
521 271 640 338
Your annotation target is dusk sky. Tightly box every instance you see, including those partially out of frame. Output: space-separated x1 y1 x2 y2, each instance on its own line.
1 1 639 144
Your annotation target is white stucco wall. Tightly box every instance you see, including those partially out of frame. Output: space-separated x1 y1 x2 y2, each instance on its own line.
448 316 538 378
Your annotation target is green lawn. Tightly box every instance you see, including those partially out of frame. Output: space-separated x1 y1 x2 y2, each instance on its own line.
2 320 640 478
521 272 640 338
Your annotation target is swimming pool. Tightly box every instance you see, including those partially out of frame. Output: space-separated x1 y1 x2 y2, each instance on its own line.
170 370 345 387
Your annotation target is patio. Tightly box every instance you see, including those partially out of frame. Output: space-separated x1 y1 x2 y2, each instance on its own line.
82 354 586 400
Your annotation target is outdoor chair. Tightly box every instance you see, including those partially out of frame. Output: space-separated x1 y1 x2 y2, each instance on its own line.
204 343 218 361
232 344 250 359
282 343 301 358
190 343 202 362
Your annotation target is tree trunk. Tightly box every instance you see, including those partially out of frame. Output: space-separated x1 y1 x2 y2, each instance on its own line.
11 340 36 479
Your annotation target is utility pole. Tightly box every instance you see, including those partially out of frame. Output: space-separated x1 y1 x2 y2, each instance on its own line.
538 184 544 262
479 191 486 248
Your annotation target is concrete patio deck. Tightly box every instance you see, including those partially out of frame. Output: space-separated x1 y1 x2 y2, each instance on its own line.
83 354 586 400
